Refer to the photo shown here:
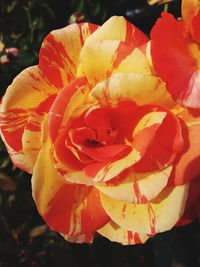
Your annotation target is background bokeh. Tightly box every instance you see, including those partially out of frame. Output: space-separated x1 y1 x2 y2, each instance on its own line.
0 1 200 266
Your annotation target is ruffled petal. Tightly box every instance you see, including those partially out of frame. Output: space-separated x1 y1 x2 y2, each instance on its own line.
100 184 188 235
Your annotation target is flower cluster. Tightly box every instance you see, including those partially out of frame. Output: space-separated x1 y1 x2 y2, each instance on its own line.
0 0 200 245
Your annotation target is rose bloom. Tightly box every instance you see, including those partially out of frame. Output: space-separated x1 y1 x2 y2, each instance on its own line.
150 0 200 224
151 0 200 108
0 15 199 245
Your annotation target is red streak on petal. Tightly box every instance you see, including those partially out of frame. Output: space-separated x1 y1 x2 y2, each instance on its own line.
133 178 148 204
147 203 156 234
133 232 142 244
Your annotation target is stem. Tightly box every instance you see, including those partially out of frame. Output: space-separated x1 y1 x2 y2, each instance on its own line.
164 3 169 12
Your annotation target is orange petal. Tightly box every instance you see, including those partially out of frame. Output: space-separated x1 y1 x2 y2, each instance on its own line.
182 0 200 28
98 221 149 245
100 184 188 235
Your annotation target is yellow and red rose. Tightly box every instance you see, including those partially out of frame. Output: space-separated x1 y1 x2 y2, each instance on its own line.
0 1 200 245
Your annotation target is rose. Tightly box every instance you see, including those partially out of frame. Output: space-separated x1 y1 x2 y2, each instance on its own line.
150 0 200 224
151 0 200 109
0 15 198 245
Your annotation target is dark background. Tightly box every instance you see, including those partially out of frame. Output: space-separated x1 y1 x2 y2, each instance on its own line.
0 1 200 266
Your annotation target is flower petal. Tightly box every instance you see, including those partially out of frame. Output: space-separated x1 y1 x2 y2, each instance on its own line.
22 94 56 170
90 73 174 108
77 16 148 86
85 16 148 45
39 22 98 81
49 77 89 142
132 107 184 172
0 65 62 172
32 137 109 234
98 221 149 245
182 0 200 28
100 184 188 234
169 106 200 185
77 40 120 85
96 166 172 203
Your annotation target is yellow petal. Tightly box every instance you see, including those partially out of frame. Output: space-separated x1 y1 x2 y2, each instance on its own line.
84 16 128 44
96 166 172 203
77 40 120 85
90 73 175 108
100 184 188 234
32 137 64 215
1 66 66 111
92 146 141 182
113 48 151 75
98 221 149 245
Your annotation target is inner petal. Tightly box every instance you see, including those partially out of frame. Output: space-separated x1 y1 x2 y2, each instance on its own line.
68 127 131 162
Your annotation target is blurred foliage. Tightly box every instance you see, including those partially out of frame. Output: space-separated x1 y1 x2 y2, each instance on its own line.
0 0 200 267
